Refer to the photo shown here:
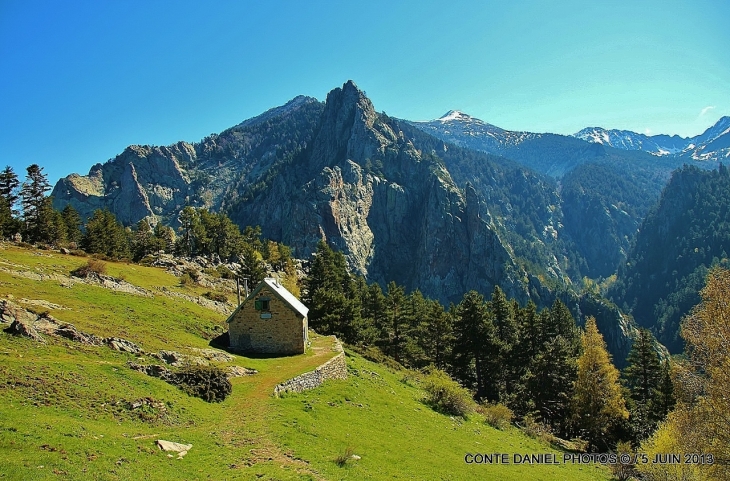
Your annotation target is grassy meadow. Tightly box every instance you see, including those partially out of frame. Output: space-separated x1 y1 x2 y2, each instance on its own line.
0 244 612 480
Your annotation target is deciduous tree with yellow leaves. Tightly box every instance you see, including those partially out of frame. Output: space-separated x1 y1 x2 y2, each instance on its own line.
639 267 730 481
570 316 628 450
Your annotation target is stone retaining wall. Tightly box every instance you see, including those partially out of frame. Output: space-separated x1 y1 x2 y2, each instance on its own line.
273 340 347 397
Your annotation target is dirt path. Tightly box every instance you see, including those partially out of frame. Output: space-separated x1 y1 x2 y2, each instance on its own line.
220 335 339 478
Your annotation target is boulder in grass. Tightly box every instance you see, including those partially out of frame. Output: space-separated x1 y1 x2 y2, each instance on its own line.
0 299 36 326
156 439 192 459
105 337 144 355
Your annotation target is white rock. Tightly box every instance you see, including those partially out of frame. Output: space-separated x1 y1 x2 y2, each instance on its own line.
156 440 193 454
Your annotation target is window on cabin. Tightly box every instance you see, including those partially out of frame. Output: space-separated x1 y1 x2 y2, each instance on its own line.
254 298 270 311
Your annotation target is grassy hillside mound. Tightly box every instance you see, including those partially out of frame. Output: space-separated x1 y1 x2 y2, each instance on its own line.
0 245 610 480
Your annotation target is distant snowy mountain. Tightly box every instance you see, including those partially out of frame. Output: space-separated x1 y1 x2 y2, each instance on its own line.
407 111 675 178
408 110 533 155
410 109 730 165
573 127 686 155
573 116 730 162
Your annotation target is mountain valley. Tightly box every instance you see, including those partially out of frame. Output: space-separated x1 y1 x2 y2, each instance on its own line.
48 80 730 358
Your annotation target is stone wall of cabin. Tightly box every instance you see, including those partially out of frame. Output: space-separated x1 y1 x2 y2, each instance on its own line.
273 338 347 396
228 286 307 355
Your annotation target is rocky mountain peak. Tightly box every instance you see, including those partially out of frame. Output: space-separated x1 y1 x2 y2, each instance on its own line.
309 81 398 173
322 80 374 123
698 115 730 142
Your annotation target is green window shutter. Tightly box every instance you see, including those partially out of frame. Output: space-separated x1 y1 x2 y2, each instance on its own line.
254 300 263 310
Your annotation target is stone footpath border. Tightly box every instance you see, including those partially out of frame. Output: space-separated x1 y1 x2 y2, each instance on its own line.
273 337 347 397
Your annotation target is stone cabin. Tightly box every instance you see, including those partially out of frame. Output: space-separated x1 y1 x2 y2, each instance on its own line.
226 278 309 355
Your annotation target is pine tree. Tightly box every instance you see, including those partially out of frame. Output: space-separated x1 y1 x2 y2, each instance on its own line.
490 286 519 402
82 209 130 259
623 328 662 441
384 281 407 363
571 317 628 450
361 281 387 345
238 244 266 286
132 219 166 261
195 209 217 256
303 240 341 321
452 290 496 400
514 301 540 364
491 286 517 347
301 240 362 342
0 166 20 215
61 204 82 245
241 225 263 253
34 197 66 245
651 361 675 422
547 299 580 344
509 301 540 416
523 303 581 432
153 222 175 253
0 196 21 238
422 299 453 371
177 206 198 256
20 164 52 242
203 212 243 260
624 329 661 406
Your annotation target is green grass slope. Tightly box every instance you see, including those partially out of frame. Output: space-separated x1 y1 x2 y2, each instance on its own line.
0 245 611 480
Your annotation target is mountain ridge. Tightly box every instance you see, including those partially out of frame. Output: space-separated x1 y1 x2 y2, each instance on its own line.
573 116 730 161
49 80 655 362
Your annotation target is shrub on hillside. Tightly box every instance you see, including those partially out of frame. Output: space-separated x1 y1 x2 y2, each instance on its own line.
480 402 513 430
422 369 474 418
353 345 403 371
216 264 235 279
172 364 231 403
138 255 157 266
334 445 355 467
180 267 200 286
203 291 228 303
521 414 556 443
70 258 107 277
203 267 220 278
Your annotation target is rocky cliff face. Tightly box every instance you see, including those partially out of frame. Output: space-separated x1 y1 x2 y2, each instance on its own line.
229 81 531 303
51 142 193 225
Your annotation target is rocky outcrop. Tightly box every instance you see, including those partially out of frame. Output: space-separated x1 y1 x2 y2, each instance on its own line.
106 337 144 354
1 298 39 327
51 143 192 225
129 362 174 381
70 269 154 297
4 319 45 343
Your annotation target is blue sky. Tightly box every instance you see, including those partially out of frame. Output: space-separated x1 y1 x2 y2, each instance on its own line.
1 0 729 185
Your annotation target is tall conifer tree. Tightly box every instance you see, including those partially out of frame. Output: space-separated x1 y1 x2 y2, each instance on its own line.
452 291 496 400
623 328 663 441
20 164 52 242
